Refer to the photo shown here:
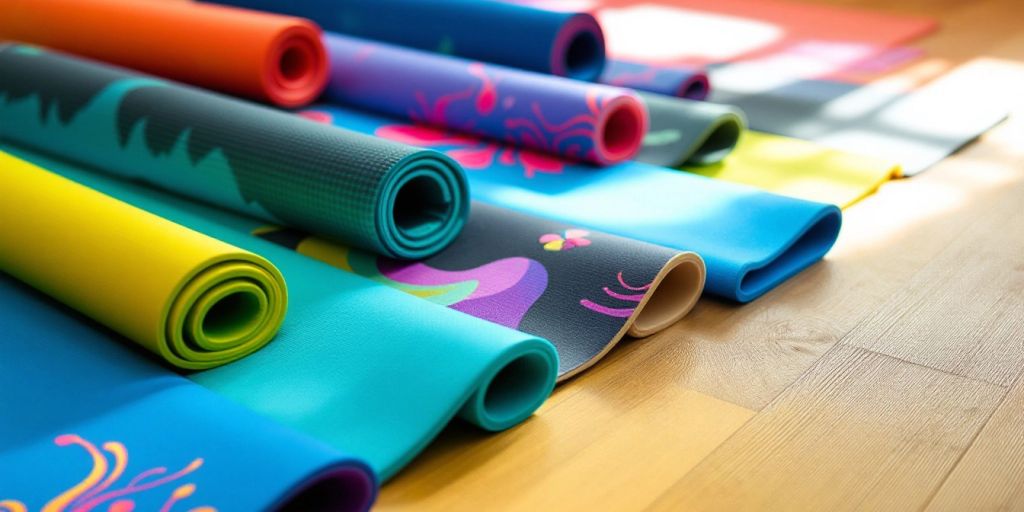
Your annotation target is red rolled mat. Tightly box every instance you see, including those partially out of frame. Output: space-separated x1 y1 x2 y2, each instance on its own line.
0 0 328 107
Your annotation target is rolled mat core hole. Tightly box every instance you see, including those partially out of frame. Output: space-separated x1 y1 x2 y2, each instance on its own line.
279 45 312 83
564 31 603 80
692 119 743 163
393 174 451 240
681 78 709 100
600 105 644 160
277 467 375 512
201 290 263 341
633 259 704 334
483 352 552 423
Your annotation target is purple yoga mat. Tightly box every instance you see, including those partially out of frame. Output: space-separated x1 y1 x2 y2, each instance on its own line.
599 59 710 100
322 32 648 166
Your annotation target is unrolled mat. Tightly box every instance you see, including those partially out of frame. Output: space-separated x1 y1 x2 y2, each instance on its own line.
0 44 468 259
0 150 286 370
634 91 745 167
0 0 328 107
689 131 901 209
3 145 559 481
321 33 648 166
301 106 843 303
585 0 935 69
0 277 376 512
255 201 705 380
711 59 1013 175
599 59 710 100
207 0 608 81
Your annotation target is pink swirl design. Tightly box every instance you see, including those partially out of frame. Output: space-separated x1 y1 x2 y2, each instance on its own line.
580 272 654 318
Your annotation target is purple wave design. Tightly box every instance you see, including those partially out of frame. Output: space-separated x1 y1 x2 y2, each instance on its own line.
378 257 549 329
322 32 645 165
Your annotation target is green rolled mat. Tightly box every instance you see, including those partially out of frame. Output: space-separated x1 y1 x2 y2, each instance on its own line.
636 91 747 168
0 44 468 259
5 144 558 480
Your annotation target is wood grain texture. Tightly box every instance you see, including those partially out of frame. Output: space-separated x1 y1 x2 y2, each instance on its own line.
842 195 1024 386
928 372 1024 511
648 345 1004 512
378 1 1024 509
378 350 754 511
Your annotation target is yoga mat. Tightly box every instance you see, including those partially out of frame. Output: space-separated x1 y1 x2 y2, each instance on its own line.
690 131 901 209
206 0 608 81
636 92 745 167
0 150 286 370
300 106 842 303
0 277 376 512
321 33 647 166
3 144 559 481
255 201 705 380
0 45 468 259
0 0 328 107
599 59 710 100
585 0 936 68
711 59 1013 175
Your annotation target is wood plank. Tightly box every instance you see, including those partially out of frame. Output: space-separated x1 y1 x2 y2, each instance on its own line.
842 201 1024 386
928 374 1024 511
378 359 754 511
647 345 1004 512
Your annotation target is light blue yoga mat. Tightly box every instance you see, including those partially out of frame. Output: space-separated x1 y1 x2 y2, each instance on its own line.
299 106 842 302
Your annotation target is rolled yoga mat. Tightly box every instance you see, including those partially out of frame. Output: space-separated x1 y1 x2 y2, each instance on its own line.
301 106 843 303
206 0 608 81
599 59 710 100
321 33 648 166
635 91 745 167
0 276 376 512
255 201 705 380
0 0 328 107
3 144 559 481
689 131 901 209
0 150 286 370
0 44 468 260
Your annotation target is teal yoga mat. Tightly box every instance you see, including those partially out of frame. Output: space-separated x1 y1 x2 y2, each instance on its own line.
300 106 842 302
0 44 468 259
3 144 559 481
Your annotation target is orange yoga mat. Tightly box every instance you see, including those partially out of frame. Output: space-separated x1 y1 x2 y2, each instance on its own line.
0 0 327 107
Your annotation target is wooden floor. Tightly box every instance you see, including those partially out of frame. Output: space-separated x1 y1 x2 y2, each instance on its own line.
378 1 1024 509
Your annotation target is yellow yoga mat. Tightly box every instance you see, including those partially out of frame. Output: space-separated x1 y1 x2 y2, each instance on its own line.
687 131 902 209
0 150 287 370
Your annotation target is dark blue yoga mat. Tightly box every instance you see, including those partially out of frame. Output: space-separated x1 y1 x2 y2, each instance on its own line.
0 276 375 511
206 0 607 80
